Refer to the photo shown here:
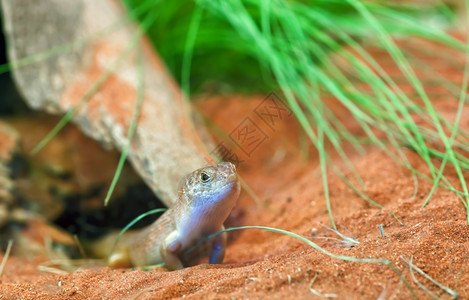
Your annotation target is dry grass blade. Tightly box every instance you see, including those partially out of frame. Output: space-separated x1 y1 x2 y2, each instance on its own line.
401 255 458 299
73 234 87 258
308 272 338 298
0 240 13 276
37 259 106 275
37 265 69 276
132 287 154 300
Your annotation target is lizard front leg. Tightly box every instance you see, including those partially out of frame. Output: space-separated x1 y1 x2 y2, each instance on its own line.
160 231 184 271
108 248 132 268
209 226 227 264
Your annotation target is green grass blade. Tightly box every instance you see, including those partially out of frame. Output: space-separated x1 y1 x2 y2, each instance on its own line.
181 5 203 97
108 208 167 259
104 46 145 206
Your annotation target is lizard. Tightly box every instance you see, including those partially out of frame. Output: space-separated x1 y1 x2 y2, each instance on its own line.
88 162 240 271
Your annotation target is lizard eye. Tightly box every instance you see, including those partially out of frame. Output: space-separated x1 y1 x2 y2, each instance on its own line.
200 172 211 183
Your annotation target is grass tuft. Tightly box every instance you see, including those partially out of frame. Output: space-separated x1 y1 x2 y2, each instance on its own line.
118 0 469 226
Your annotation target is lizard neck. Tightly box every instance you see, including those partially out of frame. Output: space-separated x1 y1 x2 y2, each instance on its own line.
175 181 240 245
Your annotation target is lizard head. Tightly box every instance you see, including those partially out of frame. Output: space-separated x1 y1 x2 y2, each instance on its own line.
179 162 240 218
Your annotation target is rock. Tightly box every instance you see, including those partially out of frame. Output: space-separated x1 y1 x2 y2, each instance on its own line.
1 0 214 207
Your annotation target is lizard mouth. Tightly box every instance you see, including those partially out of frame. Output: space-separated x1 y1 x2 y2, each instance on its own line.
225 163 238 183
216 162 238 183
226 172 238 183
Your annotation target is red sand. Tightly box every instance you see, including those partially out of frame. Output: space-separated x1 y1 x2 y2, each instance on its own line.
0 93 468 299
